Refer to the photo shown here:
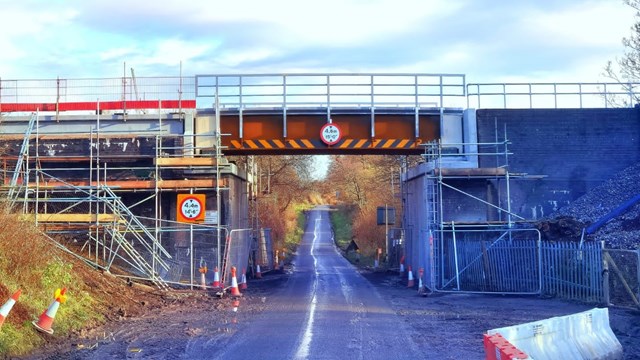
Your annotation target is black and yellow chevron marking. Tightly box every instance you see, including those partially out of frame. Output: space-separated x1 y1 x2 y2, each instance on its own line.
229 139 418 150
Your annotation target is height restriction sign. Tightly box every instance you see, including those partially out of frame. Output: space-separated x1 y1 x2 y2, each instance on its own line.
320 122 342 146
177 194 206 223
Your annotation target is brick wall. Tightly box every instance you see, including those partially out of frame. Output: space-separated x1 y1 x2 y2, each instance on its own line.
476 108 640 220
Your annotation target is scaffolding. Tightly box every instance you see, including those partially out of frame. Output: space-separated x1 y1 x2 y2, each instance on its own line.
0 98 249 289
406 137 543 295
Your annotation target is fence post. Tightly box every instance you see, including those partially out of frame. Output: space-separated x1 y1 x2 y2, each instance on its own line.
603 249 610 306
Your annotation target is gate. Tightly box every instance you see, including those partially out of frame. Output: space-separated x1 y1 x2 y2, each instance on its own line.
434 228 542 294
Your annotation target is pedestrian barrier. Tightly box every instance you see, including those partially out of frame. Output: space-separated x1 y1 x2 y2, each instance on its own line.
486 308 623 360
0 289 21 329
33 288 67 335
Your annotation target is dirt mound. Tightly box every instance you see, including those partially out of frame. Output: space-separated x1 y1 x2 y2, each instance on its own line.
542 162 640 249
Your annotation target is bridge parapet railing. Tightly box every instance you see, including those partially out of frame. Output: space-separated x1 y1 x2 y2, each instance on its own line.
0 76 196 114
195 73 467 110
467 82 640 109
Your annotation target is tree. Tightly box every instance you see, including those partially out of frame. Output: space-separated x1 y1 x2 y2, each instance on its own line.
604 0 640 106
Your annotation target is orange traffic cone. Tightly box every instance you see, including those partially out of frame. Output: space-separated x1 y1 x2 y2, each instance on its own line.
230 266 242 297
0 289 21 329
33 288 67 335
255 264 262 279
212 266 221 289
418 267 425 293
407 266 414 288
199 265 208 290
240 268 248 290
399 256 405 274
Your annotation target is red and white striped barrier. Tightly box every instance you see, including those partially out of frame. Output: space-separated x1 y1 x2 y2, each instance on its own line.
486 308 622 360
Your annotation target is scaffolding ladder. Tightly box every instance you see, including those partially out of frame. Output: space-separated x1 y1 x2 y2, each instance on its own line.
8 111 38 206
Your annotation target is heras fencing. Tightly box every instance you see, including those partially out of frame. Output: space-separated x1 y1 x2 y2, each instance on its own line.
427 228 639 308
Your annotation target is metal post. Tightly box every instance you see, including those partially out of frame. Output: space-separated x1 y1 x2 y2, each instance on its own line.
637 248 640 308
385 203 389 264
603 245 610 306
215 90 222 271
452 221 460 290
283 75 288 138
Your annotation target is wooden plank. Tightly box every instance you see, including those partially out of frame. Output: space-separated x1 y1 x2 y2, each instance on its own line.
434 168 507 177
604 252 639 307
23 213 123 223
154 157 218 166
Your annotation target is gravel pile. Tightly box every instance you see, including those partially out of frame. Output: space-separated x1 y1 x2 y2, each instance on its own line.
551 163 640 250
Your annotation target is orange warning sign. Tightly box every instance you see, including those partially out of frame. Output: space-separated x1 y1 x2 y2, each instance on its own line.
177 194 206 223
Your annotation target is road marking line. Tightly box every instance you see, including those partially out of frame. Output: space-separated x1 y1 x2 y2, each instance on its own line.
294 216 320 359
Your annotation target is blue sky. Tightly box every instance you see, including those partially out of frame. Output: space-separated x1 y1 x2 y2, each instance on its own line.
0 0 635 83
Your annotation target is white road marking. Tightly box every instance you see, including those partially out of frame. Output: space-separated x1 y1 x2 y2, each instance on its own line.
294 215 320 360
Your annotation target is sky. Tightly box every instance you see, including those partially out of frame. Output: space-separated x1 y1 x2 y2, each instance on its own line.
1 0 636 179
0 0 636 83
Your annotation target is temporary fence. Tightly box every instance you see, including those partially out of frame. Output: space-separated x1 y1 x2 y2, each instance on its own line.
541 241 604 303
255 228 275 272
429 228 639 307
221 229 253 287
433 228 542 294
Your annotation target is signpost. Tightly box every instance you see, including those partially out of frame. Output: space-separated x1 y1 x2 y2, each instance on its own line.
320 122 341 146
177 194 206 223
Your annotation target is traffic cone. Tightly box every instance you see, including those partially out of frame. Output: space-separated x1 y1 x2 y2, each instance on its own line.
199 265 208 290
407 266 414 288
240 268 248 290
399 256 405 274
255 264 262 279
231 299 240 313
418 267 425 294
230 266 242 297
0 289 21 329
211 266 221 289
33 288 67 335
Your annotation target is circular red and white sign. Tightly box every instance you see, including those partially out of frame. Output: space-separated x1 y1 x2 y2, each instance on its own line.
179 196 204 220
320 123 342 146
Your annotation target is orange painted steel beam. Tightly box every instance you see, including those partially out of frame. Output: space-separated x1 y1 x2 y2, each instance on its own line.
0 100 195 112
218 110 440 155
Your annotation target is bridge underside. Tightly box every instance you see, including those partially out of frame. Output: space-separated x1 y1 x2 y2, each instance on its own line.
199 107 448 155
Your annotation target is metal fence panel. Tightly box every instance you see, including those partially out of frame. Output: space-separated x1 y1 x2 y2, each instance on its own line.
435 229 541 294
222 229 252 287
541 241 603 303
256 228 275 271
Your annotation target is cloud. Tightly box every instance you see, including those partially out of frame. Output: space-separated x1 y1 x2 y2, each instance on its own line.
0 0 634 84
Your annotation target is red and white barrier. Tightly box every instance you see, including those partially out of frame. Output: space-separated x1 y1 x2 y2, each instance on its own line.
486 308 622 360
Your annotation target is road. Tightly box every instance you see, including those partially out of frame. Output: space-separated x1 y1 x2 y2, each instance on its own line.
197 206 423 359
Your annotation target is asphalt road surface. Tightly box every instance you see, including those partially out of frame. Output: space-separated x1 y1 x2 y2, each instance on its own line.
198 206 423 360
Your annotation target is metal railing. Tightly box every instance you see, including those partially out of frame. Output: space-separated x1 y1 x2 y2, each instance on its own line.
195 73 467 109
0 76 195 114
467 82 640 109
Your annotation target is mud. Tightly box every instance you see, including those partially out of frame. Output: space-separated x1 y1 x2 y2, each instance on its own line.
19 269 640 359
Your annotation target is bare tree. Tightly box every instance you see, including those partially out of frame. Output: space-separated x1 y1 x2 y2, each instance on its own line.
604 0 640 106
